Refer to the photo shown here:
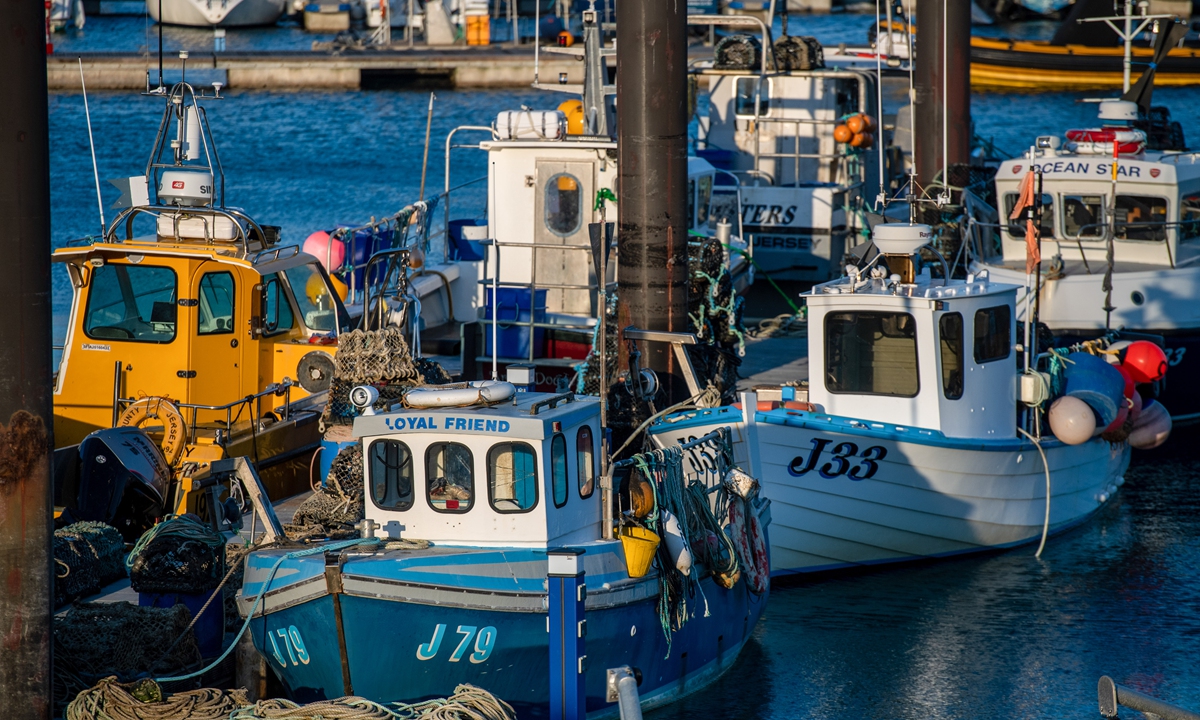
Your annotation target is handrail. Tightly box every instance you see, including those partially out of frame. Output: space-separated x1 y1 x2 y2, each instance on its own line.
1098 675 1200 720
114 378 297 447
444 125 499 261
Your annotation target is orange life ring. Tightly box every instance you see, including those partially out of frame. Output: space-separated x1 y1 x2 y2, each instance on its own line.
728 496 769 594
117 396 187 467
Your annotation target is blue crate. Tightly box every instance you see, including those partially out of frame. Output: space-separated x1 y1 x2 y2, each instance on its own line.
484 287 547 359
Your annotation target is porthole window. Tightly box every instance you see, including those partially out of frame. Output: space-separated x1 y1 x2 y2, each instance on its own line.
545 173 582 237
551 433 568 508
577 426 596 498
488 442 538 513
426 442 474 513
369 439 414 511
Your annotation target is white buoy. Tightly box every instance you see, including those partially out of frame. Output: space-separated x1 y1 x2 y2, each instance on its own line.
1049 396 1096 445
659 508 692 577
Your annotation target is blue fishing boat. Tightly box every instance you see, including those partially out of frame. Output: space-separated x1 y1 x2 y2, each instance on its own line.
238 380 770 717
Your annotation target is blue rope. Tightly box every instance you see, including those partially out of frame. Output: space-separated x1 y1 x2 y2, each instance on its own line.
154 537 380 684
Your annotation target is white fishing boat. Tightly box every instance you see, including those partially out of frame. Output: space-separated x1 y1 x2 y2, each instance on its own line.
650 222 1137 575
148 0 286 27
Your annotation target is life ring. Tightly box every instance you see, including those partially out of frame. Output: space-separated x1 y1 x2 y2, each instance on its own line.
117 396 187 467
402 380 516 409
728 496 769 595
1064 127 1147 156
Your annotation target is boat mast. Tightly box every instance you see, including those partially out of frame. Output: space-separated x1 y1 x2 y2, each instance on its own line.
1077 0 1175 93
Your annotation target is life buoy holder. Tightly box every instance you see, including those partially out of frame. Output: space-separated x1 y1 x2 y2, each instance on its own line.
402 380 517 409
1064 127 1147 156
728 496 769 595
117 396 188 467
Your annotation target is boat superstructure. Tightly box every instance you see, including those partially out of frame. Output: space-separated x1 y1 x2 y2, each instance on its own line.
652 222 1132 574
148 0 287 27
53 80 353 518
967 97 1200 424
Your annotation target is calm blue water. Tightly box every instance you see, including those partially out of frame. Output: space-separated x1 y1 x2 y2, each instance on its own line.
48 17 1200 719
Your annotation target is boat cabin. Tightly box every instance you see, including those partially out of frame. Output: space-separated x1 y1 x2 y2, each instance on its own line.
988 101 1200 272
695 60 887 282
806 224 1020 440
352 392 602 546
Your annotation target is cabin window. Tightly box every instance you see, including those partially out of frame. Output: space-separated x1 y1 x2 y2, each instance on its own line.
197 272 235 335
1181 193 1200 241
973 305 1011 364
551 433 568 508
1062 195 1105 239
577 426 596 498
369 439 414 511
1114 195 1168 241
426 442 474 513
938 313 964 400
545 173 582 237
825 311 919 397
285 263 345 332
84 263 177 343
734 77 771 117
487 442 538 513
1003 192 1055 238
261 273 295 336
697 175 713 226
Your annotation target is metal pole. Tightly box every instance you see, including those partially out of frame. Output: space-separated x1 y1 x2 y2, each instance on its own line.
1099 676 1200 720
547 549 586 720
1122 0 1133 93
0 0 55 713
616 0 689 404
913 0 970 195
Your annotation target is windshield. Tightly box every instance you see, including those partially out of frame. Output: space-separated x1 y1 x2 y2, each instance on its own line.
84 263 177 343
284 263 351 333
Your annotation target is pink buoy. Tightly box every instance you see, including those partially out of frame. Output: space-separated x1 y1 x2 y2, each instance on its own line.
302 230 345 273
1049 396 1096 445
1129 399 1171 449
1129 390 1143 422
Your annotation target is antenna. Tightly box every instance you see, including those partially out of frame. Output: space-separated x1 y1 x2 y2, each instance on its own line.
490 160 499 381
904 0 916 224
939 0 949 207
534 0 541 84
78 59 106 238
158 0 164 90
874 0 886 210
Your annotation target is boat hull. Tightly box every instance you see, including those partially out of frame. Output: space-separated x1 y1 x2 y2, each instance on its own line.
240 542 766 718
971 37 1200 90
148 0 286 26
652 407 1130 575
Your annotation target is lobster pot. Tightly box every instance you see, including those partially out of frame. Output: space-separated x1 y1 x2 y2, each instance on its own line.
485 288 547 359
138 591 225 657
494 111 565 140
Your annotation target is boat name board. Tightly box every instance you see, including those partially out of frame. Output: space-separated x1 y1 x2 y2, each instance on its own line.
383 416 512 433
787 437 888 480
1008 161 1157 180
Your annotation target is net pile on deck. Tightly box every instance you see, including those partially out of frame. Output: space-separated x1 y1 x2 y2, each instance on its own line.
54 521 126 608
323 326 451 425
128 514 226 595
286 443 364 541
66 677 516 720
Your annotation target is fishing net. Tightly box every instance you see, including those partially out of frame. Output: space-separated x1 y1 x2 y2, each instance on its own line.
128 515 226 594
773 35 824 71
325 327 452 424
714 34 761 70
223 543 252 633
286 444 364 541
55 602 202 683
54 521 126 608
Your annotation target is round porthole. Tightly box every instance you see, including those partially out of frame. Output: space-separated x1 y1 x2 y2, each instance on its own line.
1131 290 1145 306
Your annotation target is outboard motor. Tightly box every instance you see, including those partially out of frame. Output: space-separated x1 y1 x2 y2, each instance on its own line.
58 428 171 542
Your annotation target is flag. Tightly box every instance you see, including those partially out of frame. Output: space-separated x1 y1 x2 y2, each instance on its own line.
1009 170 1040 275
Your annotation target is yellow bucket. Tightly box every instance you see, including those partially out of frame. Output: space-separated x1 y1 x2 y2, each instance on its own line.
619 526 660 579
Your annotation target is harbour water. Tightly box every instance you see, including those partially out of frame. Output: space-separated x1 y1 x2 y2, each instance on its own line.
46 14 1200 719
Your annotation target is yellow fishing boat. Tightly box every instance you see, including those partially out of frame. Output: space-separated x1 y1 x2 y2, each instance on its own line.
53 80 352 524
971 36 1200 91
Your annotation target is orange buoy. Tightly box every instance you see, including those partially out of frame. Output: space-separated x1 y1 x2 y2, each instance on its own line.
557 30 574 47
850 131 874 148
557 99 585 135
847 114 867 134
834 124 853 143
861 113 876 132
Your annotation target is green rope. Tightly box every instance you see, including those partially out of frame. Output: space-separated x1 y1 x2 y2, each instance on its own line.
721 243 802 315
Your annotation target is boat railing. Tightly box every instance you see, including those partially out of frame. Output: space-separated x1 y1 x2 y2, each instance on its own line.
477 237 606 368
104 204 273 257
751 114 867 189
1097 675 1200 720
113 378 297 449
441 124 500 261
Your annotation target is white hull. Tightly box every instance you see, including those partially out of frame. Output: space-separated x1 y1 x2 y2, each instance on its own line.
148 0 285 26
653 411 1130 575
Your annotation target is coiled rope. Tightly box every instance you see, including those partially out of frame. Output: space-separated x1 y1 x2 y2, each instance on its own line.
125 515 224 571
66 677 248 720
231 684 516 720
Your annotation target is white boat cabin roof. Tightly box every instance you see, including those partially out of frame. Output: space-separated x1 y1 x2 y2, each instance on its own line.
352 391 603 548
806 224 1020 440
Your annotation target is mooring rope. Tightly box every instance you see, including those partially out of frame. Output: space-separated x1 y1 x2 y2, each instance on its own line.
231 684 516 720
66 677 248 720
1016 427 1053 558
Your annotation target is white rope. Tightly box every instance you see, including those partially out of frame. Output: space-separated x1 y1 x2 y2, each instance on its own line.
1016 427 1052 558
